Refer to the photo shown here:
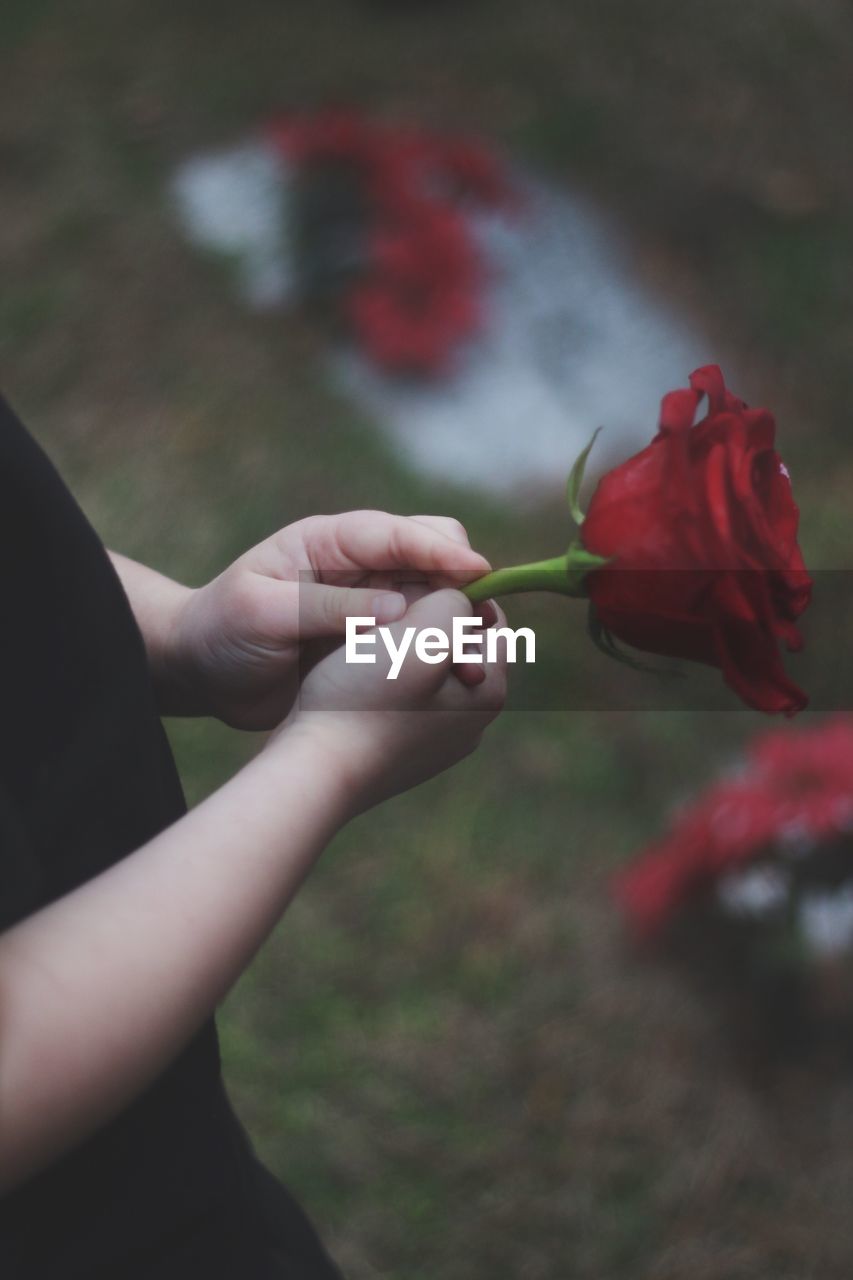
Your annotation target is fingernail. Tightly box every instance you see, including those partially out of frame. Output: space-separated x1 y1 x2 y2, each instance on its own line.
478 599 498 628
372 591 407 624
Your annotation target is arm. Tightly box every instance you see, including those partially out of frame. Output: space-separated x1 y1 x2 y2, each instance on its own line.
107 552 193 711
0 728 343 1193
0 590 506 1193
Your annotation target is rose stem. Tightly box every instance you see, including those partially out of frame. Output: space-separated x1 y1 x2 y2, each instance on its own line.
461 553 572 603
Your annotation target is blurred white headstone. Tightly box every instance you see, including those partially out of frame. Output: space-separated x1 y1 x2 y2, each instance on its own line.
171 142 297 309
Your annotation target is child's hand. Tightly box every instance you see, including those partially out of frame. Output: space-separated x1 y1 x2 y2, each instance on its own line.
165 512 491 728
276 589 508 815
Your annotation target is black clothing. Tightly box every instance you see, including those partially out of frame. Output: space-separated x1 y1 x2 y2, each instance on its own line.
0 398 343 1279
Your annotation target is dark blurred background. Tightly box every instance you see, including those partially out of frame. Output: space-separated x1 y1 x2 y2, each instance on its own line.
4 3 853 1277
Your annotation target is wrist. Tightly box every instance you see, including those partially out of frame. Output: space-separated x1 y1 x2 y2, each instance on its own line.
108 552 202 712
154 587 215 717
265 712 383 825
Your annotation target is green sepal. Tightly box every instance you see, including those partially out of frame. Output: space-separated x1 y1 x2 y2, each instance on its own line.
566 427 602 526
564 539 610 596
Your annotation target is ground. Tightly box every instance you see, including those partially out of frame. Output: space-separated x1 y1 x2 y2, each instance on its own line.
4 2 853 1276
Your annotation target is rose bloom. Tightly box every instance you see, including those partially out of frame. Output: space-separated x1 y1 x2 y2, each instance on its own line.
581 366 812 715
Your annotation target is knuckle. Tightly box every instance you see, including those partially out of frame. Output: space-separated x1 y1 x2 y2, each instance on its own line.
283 514 324 544
388 525 407 562
356 507 388 526
414 514 468 543
342 508 385 539
320 589 345 627
444 516 468 542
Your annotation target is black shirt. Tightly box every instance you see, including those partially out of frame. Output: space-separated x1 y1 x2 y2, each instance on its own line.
0 397 343 1279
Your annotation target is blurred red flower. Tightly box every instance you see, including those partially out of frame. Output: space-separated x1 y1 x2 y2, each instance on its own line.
267 108 515 374
347 206 481 374
581 365 812 716
615 717 853 938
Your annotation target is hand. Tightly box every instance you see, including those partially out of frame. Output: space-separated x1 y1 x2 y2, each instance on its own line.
164 512 491 729
275 589 509 817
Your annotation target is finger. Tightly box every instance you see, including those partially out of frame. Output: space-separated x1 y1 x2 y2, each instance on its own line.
323 511 491 585
409 515 494 589
350 576 431 605
450 593 493 686
439 657 508 718
472 597 498 628
454 663 487 688
297 581 407 640
480 602 512 673
401 588 500 697
451 597 506 687
490 601 508 638
380 588 474 694
409 515 472 547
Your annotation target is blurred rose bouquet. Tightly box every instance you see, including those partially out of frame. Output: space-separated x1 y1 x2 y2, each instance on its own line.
464 365 812 715
267 109 516 374
614 718 853 1071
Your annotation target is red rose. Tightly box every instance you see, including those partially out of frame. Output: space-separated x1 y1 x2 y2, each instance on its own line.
581 366 812 716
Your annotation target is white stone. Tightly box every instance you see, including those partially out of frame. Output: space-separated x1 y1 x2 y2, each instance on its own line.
716 864 790 918
799 886 853 958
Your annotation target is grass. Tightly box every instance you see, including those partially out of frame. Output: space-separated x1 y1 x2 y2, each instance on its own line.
5 2 853 1276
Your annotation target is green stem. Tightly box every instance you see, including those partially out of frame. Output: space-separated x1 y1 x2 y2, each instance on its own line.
462 553 573 603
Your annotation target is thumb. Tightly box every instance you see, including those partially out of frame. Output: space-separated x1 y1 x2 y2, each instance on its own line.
402 586 474 633
297 582 407 640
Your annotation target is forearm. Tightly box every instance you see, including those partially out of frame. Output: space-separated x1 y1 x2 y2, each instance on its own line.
108 551 195 712
0 726 349 1193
